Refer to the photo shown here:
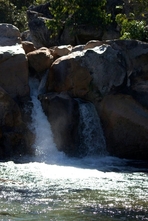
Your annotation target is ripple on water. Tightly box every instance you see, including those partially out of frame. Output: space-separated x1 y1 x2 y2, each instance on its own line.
0 158 148 221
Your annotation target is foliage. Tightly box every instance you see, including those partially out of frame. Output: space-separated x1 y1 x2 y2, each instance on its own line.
0 0 148 41
45 0 111 37
0 1 15 24
116 13 148 41
0 0 30 32
0 0 36 32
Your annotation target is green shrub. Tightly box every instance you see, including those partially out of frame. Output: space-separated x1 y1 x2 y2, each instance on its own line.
0 1 28 32
45 0 111 37
116 13 148 41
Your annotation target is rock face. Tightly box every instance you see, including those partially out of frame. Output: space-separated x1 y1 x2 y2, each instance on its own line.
47 51 92 98
0 44 29 100
98 94 148 160
27 4 56 48
39 92 80 157
45 39 148 160
1 21 148 161
28 15 55 48
80 45 127 96
47 45 126 98
0 87 33 158
106 39 148 77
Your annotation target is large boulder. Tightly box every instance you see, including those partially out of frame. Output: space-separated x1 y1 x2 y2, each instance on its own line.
105 39 148 79
0 87 33 159
47 51 92 98
45 39 148 160
28 15 56 48
27 47 53 73
83 39 148 79
105 39 148 109
47 45 126 98
0 24 34 159
98 94 148 160
0 44 29 100
80 45 127 96
0 23 21 46
39 92 80 156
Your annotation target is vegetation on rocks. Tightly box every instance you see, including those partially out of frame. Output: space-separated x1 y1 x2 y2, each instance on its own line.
116 14 148 41
0 0 33 31
0 0 148 41
115 0 148 41
45 0 111 38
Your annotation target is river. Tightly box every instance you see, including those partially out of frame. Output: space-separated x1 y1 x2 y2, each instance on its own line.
0 78 147 221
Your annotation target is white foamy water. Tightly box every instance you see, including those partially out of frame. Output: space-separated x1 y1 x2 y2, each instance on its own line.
0 158 148 221
29 78 64 163
78 101 107 156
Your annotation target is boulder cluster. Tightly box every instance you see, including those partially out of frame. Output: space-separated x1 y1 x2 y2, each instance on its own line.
0 22 148 160
0 24 34 159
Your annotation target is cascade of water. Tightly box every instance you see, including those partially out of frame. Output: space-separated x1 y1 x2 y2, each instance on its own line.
78 101 107 156
29 78 60 162
29 77 107 161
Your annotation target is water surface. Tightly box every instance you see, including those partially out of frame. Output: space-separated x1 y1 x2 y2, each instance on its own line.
0 155 148 221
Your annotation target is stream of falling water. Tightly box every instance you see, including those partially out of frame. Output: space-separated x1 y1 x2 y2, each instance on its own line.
78 100 107 156
0 78 148 221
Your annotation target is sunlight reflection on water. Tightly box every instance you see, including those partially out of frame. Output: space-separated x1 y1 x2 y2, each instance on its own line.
0 157 148 221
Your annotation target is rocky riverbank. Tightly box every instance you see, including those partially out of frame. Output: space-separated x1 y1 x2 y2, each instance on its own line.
0 23 148 160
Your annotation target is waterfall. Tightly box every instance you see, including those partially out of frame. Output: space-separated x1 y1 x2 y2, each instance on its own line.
78 101 107 156
29 77 107 160
29 77 61 162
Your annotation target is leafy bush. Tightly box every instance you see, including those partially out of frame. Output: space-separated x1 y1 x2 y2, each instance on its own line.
116 13 148 41
45 0 111 37
0 0 35 32
0 1 16 24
